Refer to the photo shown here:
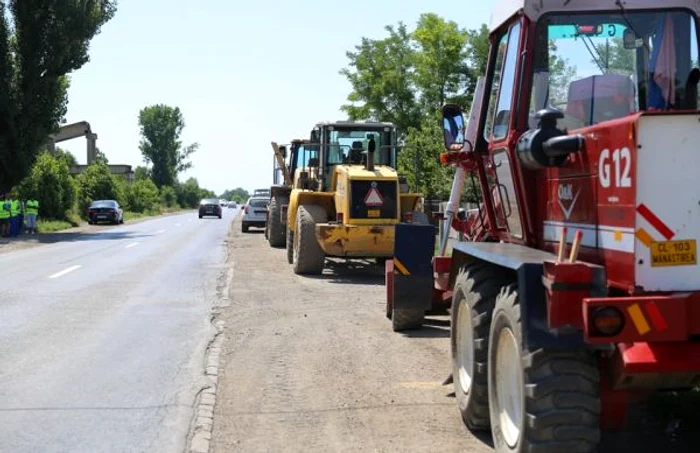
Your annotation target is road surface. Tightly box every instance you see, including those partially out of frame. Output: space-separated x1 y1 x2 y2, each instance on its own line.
0 208 237 453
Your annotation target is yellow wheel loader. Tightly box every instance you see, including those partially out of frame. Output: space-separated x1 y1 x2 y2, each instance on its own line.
266 139 313 249
285 121 424 275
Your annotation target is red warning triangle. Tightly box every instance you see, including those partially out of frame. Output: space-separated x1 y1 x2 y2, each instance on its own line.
364 187 384 207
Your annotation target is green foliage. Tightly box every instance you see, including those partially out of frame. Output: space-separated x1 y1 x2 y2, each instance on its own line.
175 177 213 208
16 151 76 219
75 162 124 217
339 22 421 133
412 13 472 110
340 13 489 136
341 13 491 198
592 38 635 77
124 178 159 213
0 1 117 191
219 187 250 203
138 104 199 187
54 147 78 167
134 165 151 181
94 147 109 164
159 185 178 207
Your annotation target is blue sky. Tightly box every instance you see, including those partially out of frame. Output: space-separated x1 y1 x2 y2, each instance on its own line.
59 0 494 196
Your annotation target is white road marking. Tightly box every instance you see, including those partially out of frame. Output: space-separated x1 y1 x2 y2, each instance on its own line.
49 265 82 279
175 223 181 227
155 229 166 234
125 242 139 249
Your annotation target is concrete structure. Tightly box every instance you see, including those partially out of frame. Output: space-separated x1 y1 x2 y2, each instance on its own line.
48 121 135 183
69 164 135 183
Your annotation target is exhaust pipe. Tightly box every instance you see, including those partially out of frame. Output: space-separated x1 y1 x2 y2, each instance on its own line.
366 137 376 171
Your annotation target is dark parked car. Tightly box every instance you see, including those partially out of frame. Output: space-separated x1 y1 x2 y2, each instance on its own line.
199 198 222 219
88 200 124 225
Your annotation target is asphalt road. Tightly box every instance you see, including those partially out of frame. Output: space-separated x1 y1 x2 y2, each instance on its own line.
0 207 238 453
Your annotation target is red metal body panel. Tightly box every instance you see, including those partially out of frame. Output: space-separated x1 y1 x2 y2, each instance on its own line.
583 292 700 344
543 116 639 291
542 260 599 330
385 260 394 312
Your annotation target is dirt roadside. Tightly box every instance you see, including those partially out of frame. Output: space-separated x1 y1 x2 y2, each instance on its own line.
210 217 699 453
210 219 493 453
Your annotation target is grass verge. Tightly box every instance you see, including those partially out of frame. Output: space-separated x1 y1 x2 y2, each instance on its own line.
38 207 187 233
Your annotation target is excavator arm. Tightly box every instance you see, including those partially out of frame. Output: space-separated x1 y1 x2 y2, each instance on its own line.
270 141 292 186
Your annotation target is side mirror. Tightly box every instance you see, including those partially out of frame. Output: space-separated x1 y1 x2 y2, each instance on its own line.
623 28 640 50
310 129 319 143
279 146 287 158
441 103 466 151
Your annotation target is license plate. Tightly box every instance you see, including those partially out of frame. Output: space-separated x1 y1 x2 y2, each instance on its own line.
367 209 380 218
97 215 107 219
650 239 697 267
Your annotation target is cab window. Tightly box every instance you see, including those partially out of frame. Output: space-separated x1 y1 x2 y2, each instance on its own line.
484 21 522 142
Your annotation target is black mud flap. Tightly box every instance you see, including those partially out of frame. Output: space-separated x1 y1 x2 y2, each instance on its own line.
392 222 436 312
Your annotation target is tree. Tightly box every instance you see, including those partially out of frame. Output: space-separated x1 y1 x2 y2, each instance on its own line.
220 187 250 203
134 166 151 181
54 147 78 167
76 162 124 216
94 147 109 164
412 13 472 110
138 104 199 187
0 1 117 191
17 151 76 219
339 22 421 133
592 38 635 77
340 14 490 137
124 178 159 213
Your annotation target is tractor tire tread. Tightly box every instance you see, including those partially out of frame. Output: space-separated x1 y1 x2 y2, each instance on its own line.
391 308 424 331
268 196 287 248
452 261 513 431
490 283 600 453
293 205 326 275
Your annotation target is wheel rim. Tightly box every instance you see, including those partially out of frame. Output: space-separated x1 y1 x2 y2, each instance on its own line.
495 326 523 448
455 297 474 395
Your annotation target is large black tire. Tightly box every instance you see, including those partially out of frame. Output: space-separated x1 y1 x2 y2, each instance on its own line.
391 306 424 331
292 205 326 275
488 284 601 453
242 222 249 233
451 261 514 431
286 228 294 264
268 197 287 248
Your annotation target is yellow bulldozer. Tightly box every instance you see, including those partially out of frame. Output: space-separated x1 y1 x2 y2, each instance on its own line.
281 120 425 275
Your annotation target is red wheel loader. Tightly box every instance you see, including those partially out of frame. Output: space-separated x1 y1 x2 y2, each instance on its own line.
386 1 700 451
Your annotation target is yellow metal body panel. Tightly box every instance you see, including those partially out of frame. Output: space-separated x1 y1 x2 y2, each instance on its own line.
316 224 395 257
286 164 424 259
287 189 333 235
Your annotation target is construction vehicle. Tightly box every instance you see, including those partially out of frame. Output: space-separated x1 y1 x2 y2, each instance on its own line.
285 120 423 275
386 1 700 451
265 139 310 247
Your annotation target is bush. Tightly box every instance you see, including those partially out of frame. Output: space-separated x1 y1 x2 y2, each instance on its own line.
124 178 160 213
16 152 77 219
159 185 178 208
76 163 125 217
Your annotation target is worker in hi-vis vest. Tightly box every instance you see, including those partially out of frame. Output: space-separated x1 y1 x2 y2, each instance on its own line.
9 195 19 237
0 194 10 237
24 198 39 234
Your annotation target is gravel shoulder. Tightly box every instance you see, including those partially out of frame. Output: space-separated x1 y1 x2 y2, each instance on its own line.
210 218 493 453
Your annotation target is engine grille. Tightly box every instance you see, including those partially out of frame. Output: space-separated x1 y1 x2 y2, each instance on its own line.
349 180 397 220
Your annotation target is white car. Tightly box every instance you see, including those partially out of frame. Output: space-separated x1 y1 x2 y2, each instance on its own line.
241 197 268 232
